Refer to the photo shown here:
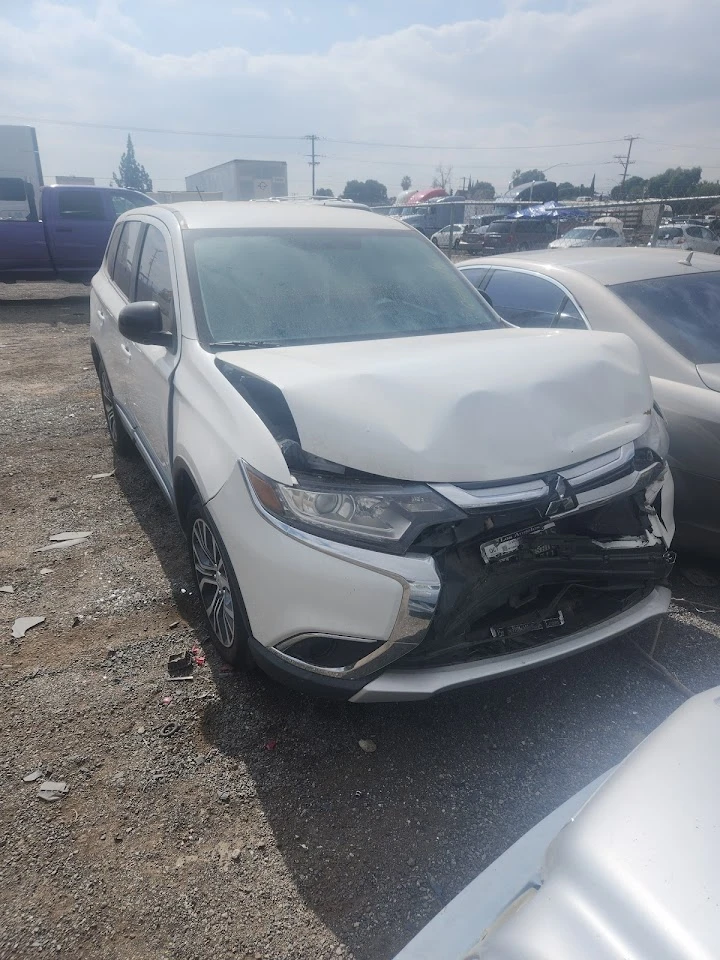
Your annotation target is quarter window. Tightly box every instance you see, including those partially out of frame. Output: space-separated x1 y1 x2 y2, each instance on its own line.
460 266 490 289
110 192 153 218
111 220 143 299
483 270 565 327
135 225 176 334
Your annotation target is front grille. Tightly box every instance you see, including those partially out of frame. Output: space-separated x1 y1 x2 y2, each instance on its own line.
404 493 673 670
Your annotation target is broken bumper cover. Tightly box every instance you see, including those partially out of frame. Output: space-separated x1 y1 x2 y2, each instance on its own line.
216 446 674 700
350 585 671 702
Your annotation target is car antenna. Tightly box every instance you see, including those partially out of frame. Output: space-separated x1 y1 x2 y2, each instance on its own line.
679 250 694 266
195 186 204 202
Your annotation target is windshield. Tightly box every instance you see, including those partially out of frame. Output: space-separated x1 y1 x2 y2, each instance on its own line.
611 271 720 363
185 228 501 347
563 227 596 239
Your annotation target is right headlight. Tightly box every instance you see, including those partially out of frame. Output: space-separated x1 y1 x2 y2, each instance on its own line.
634 404 670 462
243 463 465 553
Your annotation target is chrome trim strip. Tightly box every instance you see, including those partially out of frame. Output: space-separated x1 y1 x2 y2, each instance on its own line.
431 442 637 511
350 586 671 702
241 462 442 680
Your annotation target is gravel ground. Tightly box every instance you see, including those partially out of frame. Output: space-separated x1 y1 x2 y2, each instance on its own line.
1 282 720 960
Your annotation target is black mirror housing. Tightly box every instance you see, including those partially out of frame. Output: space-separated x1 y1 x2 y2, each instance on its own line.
118 301 172 346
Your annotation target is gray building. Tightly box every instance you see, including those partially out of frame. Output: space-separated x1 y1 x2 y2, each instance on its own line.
185 159 288 201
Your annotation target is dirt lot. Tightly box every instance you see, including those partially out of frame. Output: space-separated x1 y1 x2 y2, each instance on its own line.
1 283 720 960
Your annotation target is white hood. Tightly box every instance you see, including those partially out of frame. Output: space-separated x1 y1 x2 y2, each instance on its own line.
217 328 652 483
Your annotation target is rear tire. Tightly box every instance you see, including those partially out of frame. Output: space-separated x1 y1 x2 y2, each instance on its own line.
186 495 252 666
97 359 135 457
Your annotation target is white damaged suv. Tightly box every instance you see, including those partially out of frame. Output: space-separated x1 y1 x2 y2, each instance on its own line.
89 201 675 701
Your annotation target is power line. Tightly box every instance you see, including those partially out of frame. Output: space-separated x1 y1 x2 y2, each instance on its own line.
324 136 627 150
0 113 301 142
0 114 629 153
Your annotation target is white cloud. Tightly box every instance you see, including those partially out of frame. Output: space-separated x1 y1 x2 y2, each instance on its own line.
232 5 271 20
1 0 719 196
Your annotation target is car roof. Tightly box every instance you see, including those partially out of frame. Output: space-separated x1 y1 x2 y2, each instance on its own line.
460 247 720 284
144 200 407 232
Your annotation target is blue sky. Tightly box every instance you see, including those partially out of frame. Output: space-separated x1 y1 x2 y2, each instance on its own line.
1 0 718 196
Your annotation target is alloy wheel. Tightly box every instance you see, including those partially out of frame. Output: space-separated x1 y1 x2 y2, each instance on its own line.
191 518 236 648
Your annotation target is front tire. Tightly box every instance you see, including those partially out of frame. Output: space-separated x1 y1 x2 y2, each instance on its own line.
97 359 135 457
186 496 251 666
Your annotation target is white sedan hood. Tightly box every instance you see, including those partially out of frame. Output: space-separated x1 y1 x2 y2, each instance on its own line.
217 328 652 483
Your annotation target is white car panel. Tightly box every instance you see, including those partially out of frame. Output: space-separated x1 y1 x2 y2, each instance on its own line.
208 463 405 647
395 685 720 959
216 328 653 484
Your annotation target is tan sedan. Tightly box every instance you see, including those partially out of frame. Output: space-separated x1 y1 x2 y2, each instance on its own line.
458 248 720 554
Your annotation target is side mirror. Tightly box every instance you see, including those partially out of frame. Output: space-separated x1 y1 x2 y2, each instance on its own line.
118 301 172 346
478 289 494 308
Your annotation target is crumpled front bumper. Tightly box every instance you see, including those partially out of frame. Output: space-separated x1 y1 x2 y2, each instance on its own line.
210 447 675 701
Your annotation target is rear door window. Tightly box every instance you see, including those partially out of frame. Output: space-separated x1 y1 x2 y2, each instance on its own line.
58 190 106 220
111 220 143 299
611 271 720 363
109 192 153 218
460 266 490 289
135 224 176 334
483 270 565 327
556 298 587 329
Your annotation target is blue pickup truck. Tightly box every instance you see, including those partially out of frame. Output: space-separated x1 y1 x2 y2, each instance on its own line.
0 181 154 283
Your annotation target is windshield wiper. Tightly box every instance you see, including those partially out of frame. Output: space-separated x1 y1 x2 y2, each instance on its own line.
211 340 283 349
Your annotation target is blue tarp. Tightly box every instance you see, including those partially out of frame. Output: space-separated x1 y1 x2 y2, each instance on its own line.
509 201 588 220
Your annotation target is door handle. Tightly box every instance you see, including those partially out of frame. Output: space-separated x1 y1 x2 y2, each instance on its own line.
96 308 106 321
121 343 132 357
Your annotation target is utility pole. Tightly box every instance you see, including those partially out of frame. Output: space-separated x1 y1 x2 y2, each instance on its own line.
614 136 638 199
305 134 320 196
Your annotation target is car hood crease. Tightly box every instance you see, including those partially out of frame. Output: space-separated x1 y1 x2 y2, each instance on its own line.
217 329 652 483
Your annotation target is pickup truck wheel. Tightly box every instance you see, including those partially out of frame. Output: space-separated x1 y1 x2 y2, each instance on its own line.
186 496 252 666
97 361 135 457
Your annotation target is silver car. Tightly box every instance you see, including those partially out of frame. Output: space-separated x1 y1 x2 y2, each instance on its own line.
549 225 624 249
652 222 720 255
395 684 720 960
458 248 720 553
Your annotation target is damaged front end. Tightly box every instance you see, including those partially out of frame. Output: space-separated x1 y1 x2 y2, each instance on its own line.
404 452 674 668
219 359 674 683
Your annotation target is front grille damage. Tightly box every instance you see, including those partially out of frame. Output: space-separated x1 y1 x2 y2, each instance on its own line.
404 477 674 668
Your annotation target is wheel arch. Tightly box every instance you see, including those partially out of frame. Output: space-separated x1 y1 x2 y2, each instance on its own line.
173 458 203 530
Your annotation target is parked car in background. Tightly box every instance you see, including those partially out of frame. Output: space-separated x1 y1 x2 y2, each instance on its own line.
652 223 720 255
457 215 502 254
430 223 465 249
90 201 673 700
549 225 624 249
395 685 720 960
471 218 559 255
0 182 154 283
458 248 720 553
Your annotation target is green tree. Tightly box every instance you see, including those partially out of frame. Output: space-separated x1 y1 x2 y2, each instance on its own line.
400 175 412 191
470 180 495 200
315 187 334 197
646 166 702 198
512 169 546 188
341 179 388 206
112 134 153 192
610 175 646 200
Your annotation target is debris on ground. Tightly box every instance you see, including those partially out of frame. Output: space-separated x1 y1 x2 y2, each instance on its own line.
35 537 90 552
358 739 377 754
12 616 46 639
167 651 194 678
39 568 52 575
0 584 14 593
160 722 181 738
49 532 92 542
23 770 43 783
265 739 278 751
37 780 70 802
89 470 115 480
